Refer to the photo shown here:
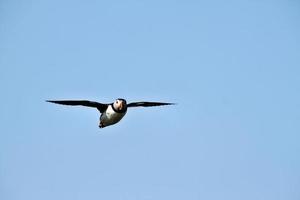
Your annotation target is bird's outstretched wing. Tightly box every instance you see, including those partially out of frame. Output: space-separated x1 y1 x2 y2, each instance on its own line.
127 101 175 108
46 100 108 113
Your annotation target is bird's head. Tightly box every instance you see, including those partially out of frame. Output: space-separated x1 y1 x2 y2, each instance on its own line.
113 98 127 112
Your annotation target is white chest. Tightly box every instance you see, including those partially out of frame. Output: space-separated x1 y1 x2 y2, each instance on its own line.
100 105 126 127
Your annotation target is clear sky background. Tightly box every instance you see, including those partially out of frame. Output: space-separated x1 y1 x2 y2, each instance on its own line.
1 0 300 199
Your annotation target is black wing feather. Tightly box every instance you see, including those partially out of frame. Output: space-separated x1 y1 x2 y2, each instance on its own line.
46 100 108 113
127 101 175 108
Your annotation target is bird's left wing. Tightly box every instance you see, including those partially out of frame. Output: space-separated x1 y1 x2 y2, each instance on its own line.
127 101 176 108
46 100 108 113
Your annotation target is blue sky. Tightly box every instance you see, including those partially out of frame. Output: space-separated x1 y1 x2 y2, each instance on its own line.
1 0 300 199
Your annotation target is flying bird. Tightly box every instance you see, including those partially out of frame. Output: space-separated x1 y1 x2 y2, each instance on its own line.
47 98 175 128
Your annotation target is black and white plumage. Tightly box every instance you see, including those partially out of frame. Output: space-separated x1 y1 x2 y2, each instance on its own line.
46 98 175 128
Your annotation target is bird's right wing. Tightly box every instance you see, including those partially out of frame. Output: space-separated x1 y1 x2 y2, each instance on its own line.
127 101 175 108
46 100 108 113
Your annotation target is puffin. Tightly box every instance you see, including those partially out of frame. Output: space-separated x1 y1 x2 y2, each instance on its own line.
46 98 175 128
